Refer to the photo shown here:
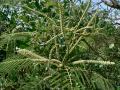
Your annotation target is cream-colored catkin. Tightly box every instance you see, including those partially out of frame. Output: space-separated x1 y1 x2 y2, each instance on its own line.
17 48 62 67
72 60 115 65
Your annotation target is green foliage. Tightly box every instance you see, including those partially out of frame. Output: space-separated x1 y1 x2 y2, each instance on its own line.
0 0 119 90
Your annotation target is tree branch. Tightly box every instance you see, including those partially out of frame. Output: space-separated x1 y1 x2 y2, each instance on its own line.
102 0 120 9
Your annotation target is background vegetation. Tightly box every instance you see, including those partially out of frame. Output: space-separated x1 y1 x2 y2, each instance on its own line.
0 0 120 90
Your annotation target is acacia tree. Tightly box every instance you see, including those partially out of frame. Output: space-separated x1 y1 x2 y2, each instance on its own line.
0 0 119 90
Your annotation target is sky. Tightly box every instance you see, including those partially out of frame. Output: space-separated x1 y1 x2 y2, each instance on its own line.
81 0 120 25
92 0 107 9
